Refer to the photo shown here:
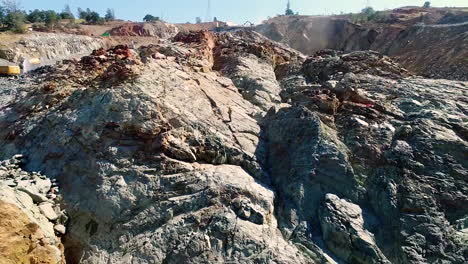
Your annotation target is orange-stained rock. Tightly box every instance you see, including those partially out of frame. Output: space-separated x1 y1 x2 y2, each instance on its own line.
0 201 65 264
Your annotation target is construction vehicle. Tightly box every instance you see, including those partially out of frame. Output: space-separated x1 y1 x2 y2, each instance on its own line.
0 65 21 76
0 58 21 76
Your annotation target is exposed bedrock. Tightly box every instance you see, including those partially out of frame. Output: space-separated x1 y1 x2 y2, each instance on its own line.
0 30 466 263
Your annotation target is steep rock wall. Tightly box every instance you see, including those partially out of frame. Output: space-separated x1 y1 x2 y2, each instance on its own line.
256 10 468 81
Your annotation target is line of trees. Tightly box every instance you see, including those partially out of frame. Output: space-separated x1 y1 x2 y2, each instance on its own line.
0 1 116 33
0 0 27 32
78 8 115 24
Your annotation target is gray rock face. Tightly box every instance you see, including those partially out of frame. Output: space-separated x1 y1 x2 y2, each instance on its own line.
0 30 466 264
320 194 389 264
218 54 282 111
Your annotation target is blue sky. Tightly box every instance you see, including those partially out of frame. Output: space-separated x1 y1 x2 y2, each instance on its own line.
18 0 468 24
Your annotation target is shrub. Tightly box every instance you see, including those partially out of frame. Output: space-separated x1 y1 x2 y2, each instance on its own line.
361 7 376 16
44 10 59 28
60 12 74 20
143 14 160 22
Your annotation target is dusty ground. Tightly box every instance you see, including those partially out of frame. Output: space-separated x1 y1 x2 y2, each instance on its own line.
79 20 129 36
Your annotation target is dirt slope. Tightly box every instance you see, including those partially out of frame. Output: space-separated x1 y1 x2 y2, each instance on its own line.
256 7 468 80
107 21 179 38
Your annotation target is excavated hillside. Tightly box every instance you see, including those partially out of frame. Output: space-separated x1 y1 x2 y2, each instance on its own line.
107 21 179 38
0 30 467 264
0 33 104 72
256 7 468 81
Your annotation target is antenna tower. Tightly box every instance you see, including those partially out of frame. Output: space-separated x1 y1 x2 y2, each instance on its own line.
206 0 212 22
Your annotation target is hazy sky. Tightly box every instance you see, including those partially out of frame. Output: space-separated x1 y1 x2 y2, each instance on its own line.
18 0 468 24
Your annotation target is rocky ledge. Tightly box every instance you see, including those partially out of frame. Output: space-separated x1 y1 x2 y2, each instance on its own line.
0 30 466 264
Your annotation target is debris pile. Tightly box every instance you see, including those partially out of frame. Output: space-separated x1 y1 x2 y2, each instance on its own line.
303 50 411 82
0 155 67 263
108 21 179 38
214 31 304 72
34 44 142 89
0 155 68 235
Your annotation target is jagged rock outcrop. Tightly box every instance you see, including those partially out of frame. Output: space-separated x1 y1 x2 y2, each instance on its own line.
0 30 466 264
319 194 389 264
302 50 411 82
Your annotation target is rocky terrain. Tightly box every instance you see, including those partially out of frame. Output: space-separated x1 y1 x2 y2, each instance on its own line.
0 28 467 264
0 33 104 72
0 155 67 264
256 7 468 81
385 22 468 80
107 21 179 38
256 16 378 56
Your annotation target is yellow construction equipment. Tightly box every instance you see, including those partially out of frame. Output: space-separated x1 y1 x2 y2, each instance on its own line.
0 65 21 75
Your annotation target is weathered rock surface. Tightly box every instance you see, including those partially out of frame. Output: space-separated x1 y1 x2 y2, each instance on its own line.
0 30 466 264
0 201 63 264
0 156 67 264
0 33 104 72
256 8 468 81
320 194 389 264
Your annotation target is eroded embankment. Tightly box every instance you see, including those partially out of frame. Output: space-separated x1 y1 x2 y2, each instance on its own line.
0 33 104 72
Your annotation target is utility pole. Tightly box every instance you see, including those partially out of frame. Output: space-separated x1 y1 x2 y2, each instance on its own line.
205 0 212 22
